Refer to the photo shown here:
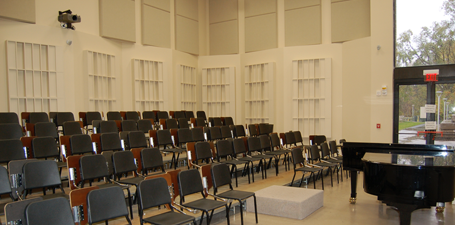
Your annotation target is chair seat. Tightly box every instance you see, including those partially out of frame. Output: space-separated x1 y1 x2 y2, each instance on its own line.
315 162 338 167
117 176 144 186
265 151 283 156
222 159 250 166
162 148 185 154
216 190 255 201
251 154 274 159
143 210 194 225
325 158 342 164
296 167 322 173
183 198 226 211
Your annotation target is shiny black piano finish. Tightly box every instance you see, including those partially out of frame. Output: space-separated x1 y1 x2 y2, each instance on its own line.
342 142 455 225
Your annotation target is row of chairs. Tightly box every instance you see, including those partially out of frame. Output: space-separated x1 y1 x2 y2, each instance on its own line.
1 156 257 225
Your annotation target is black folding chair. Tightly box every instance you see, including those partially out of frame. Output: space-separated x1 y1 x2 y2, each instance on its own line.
87 186 132 225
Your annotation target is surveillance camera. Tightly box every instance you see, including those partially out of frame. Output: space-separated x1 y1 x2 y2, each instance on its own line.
58 13 81 23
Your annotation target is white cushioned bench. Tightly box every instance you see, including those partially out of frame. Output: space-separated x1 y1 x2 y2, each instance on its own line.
246 185 323 220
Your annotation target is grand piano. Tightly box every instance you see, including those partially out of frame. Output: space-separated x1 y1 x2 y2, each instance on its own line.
342 142 455 225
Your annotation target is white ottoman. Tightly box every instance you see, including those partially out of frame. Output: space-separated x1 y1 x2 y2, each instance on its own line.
246 185 323 220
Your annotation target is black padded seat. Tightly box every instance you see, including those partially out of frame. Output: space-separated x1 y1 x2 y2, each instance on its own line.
0 112 19 124
28 112 49 124
0 139 26 164
25 197 75 225
107 111 122 121
63 121 83 136
70 134 94 155
0 124 23 140
87 186 132 225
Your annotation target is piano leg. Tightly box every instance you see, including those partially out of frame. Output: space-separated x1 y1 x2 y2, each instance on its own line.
391 203 419 225
349 170 357 204
436 202 445 213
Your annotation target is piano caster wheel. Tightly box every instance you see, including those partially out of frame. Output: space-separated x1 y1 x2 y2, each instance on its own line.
349 197 356 204
436 207 445 213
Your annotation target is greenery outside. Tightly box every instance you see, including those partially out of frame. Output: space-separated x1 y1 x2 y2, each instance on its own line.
398 121 424 131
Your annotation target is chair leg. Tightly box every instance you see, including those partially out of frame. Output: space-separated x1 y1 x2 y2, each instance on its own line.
320 171 324 190
225 205 230 225
312 172 316 189
299 173 305 187
253 195 258 223
291 171 296 186
125 216 132 225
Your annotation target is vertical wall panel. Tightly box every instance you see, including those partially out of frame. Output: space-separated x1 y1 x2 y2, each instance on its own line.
175 16 199 55
99 0 136 43
331 0 371 43
142 4 171 48
0 0 35 23
245 13 277 53
285 4 321 46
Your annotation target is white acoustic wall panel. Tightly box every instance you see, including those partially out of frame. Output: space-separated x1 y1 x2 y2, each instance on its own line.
99 0 136 43
244 0 277 17
175 0 199 21
202 67 236 118
285 5 321 46
245 13 277 53
132 59 165 111
210 20 239 55
142 3 171 48
331 0 371 43
177 65 197 111
6 41 64 115
0 0 35 23
292 58 331 138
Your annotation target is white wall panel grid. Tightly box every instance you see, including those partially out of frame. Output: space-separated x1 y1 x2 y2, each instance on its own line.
244 62 274 124
85 50 116 113
177 65 197 111
6 40 63 115
202 67 235 119
132 59 164 111
292 58 331 137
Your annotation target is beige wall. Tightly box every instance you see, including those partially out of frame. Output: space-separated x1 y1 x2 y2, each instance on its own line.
0 0 394 143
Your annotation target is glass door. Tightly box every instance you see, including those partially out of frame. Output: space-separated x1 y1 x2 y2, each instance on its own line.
435 83 455 146
397 84 427 144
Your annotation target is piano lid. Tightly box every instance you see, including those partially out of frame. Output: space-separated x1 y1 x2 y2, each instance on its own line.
342 142 454 156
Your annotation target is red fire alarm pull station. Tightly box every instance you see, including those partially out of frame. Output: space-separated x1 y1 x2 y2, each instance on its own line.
376 124 381 129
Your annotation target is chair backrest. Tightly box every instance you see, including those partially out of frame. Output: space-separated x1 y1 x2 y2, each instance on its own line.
0 139 26 164
4 197 42 225
210 117 223 127
311 135 327 145
85 111 102 125
25 197 75 225
291 147 305 167
0 124 23 140
107 111 122 121
196 117 206 127
29 112 49 124
216 139 234 158
270 133 281 150
138 177 172 211
166 119 179 129
102 151 115 176
177 128 193 145
178 118 189 129
191 127 205 142
309 145 321 161
112 150 137 175
63 121 83 136
128 131 147 149
87 186 130 224
121 120 137 132
232 138 247 155
100 132 123 151
142 111 157 122
196 111 206 120
32 136 59 159
0 112 19 124
223 117 234 126
220 126 232 139
157 111 169 120
80 154 110 181
339 139 346 144
258 123 270 135
174 111 186 119
321 142 331 159
56 112 75 126
285 131 296 146
156 129 173 147
195 141 213 161
208 127 222 140
70 134 94 155
235 125 246 137
259 135 271 152
23 160 61 190
293 131 303 145
178 169 203 198
247 136 262 153
34 122 58 139
185 111 195 120
248 124 258 136
125 111 140 121
0 166 12 195
137 119 153 133
211 163 232 192
99 121 118 133
141 148 164 171
329 140 338 156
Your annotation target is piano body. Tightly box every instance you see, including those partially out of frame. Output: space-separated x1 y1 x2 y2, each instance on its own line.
342 142 455 225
